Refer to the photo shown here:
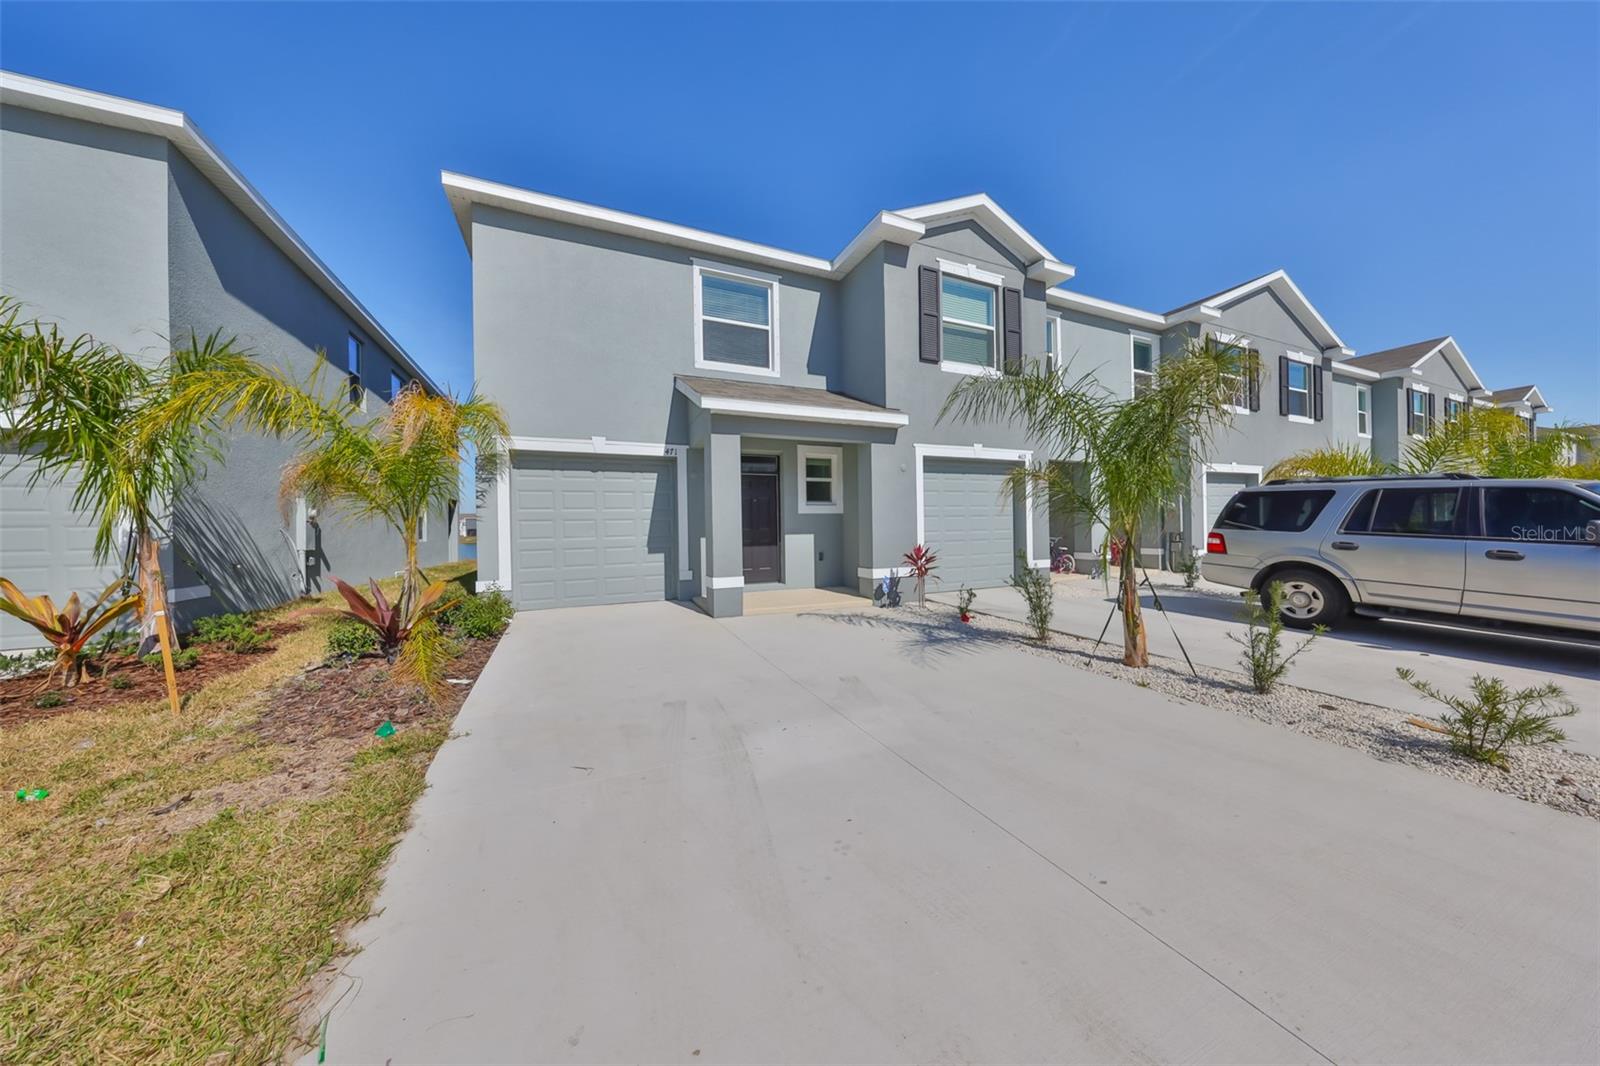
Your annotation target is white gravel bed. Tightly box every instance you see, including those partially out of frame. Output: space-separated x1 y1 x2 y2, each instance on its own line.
882 602 1600 822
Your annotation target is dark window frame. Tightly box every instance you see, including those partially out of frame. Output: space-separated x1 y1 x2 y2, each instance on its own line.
1474 485 1600 545
1341 486 1470 538
1215 489 1337 533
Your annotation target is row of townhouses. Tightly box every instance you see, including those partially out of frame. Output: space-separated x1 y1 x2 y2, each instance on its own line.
0 72 1555 639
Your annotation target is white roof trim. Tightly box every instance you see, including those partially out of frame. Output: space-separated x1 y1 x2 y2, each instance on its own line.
1166 269 1346 351
1386 336 1486 393
1045 288 1167 329
444 174 1075 284
1330 360 1380 381
674 378 908 428
0 71 440 394
1491 385 1550 412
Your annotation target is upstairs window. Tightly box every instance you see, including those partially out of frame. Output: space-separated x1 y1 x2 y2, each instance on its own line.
1132 337 1155 396
345 334 365 408
1445 396 1465 422
1286 360 1311 418
1356 385 1371 437
390 370 408 403
1410 389 1429 436
940 275 997 370
694 261 778 376
1044 316 1059 375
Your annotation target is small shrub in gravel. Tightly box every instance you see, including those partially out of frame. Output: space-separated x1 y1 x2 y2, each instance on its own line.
33 690 65 708
1229 582 1323 694
326 618 380 661
956 585 977 623
1181 554 1201 589
442 589 515 639
142 648 200 672
1005 554 1054 641
1398 669 1578 768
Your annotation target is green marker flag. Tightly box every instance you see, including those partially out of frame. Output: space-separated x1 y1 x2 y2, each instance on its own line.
374 720 396 739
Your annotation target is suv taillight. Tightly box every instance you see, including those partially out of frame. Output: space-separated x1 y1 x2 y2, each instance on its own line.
1207 532 1227 554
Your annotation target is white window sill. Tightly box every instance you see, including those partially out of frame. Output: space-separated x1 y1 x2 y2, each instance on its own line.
798 500 844 515
1357 432 1372 439
1224 404 1251 415
941 361 1000 378
693 359 780 378
1286 414 1314 425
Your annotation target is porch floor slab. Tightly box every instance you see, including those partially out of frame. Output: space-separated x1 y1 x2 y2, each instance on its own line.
741 586 868 615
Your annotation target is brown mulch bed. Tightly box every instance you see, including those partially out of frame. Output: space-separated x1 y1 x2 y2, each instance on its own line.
0 622 302 728
253 635 501 744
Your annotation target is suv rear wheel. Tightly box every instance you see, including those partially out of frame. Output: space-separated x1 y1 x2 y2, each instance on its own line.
1262 568 1346 630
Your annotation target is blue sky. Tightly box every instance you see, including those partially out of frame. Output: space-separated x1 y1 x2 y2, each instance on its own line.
4 2 1597 432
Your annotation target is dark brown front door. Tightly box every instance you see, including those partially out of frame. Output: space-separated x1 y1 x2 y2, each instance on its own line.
741 455 781 583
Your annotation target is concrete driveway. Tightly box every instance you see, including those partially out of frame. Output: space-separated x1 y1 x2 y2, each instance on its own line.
312 602 1599 1064
932 578 1600 757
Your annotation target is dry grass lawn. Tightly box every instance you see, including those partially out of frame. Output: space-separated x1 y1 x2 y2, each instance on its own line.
0 562 484 1063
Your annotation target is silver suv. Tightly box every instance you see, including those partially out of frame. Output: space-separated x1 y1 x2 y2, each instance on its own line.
1202 475 1600 634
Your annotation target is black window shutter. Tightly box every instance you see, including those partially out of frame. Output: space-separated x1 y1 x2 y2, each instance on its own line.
1248 363 1261 411
1002 287 1022 375
1406 387 1416 434
918 266 940 364
1277 355 1290 415
1313 363 1325 421
1426 392 1436 434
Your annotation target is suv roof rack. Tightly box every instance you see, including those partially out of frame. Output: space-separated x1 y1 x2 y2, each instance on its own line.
1262 473 1482 485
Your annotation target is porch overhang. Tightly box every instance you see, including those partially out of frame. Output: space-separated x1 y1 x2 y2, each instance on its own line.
675 375 909 428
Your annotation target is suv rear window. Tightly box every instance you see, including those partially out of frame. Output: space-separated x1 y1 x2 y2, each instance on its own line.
1216 489 1335 532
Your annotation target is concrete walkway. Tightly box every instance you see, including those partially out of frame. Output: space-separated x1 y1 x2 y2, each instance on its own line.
932 578 1600 757
311 602 1599 1064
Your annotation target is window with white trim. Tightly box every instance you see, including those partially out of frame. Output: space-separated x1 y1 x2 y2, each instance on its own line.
694 262 778 375
346 334 366 410
418 510 428 543
1216 333 1251 411
1445 397 1464 422
1356 384 1371 437
1044 316 1059 375
1132 337 1155 396
797 445 842 513
1286 360 1311 418
1411 388 1428 435
940 274 997 369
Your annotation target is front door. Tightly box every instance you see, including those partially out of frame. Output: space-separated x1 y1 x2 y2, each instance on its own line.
741 455 781 583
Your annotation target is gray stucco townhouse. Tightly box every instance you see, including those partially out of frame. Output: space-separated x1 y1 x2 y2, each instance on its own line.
0 72 454 649
448 175 1113 617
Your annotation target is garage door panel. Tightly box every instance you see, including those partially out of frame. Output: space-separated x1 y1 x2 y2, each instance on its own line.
924 459 1017 589
511 455 676 610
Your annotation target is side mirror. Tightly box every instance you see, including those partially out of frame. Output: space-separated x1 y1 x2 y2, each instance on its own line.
1587 519 1600 546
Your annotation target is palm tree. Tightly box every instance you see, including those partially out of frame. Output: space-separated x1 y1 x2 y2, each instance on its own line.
941 335 1250 667
0 300 278 711
1267 407 1598 481
153 365 508 620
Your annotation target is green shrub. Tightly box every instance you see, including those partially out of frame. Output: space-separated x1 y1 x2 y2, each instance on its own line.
189 613 270 654
143 648 200 672
442 589 514 639
1005 554 1054 641
1229 582 1323 694
1398 669 1578 768
33 690 65 709
108 674 135 691
956 585 977 619
326 618 379 661
1181 554 1201 589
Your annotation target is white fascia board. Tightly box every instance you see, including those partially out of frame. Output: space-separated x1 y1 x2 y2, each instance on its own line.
674 378 908 427
832 211 924 275
1045 289 1166 329
1027 259 1077 286
894 193 1069 273
0 72 441 396
1169 269 1345 351
1408 337 1486 394
443 171 835 276
505 435 680 457
1329 360 1380 381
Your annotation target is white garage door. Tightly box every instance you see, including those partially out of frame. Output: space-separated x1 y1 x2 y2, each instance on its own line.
923 459 1017 588
1205 472 1257 530
0 450 121 651
511 455 676 610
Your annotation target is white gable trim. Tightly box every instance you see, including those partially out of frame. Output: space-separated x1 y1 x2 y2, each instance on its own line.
1167 269 1345 351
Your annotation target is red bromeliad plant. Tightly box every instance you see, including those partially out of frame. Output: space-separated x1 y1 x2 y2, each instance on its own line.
0 578 142 690
902 544 939 608
330 575 449 663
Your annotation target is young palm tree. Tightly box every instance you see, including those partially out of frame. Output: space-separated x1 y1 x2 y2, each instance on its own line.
941 335 1250 667
1266 407 1597 481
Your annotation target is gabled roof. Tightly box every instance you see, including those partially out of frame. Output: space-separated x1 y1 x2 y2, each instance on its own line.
0 71 441 395
1161 269 1346 351
1345 336 1485 392
440 173 1076 286
1487 385 1550 412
